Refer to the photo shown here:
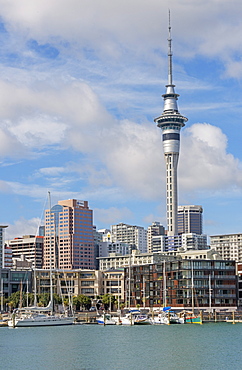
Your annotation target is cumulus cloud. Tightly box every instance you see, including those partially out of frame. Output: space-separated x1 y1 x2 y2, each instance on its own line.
179 123 242 192
0 0 242 236
0 0 242 76
5 217 41 240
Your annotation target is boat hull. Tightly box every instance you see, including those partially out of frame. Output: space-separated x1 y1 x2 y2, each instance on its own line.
96 319 116 325
8 315 74 327
185 316 201 324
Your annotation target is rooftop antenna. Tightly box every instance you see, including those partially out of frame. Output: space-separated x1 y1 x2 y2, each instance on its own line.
168 9 173 86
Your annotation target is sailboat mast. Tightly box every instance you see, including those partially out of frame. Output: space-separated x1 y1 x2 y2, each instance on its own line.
48 191 54 315
34 269 37 306
26 278 29 308
1 278 3 312
209 274 212 312
191 261 194 314
128 252 131 308
163 260 166 307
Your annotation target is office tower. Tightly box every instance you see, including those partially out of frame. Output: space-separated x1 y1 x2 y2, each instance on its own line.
147 222 165 253
177 205 203 235
43 199 95 270
7 235 43 269
154 19 187 236
111 223 147 253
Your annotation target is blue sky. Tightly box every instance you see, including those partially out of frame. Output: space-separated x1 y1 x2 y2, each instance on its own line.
0 0 242 240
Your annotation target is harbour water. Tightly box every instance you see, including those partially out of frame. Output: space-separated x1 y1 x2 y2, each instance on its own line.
1 323 242 370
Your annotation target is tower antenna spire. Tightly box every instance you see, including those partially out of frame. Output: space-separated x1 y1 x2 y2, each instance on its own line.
168 9 173 86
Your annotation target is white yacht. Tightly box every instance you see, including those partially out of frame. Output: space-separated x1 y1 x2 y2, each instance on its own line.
120 310 151 325
8 310 74 327
96 313 118 325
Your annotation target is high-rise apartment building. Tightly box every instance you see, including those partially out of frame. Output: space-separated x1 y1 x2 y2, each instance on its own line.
151 233 207 253
111 223 147 253
177 205 203 235
147 222 165 253
43 199 95 270
98 241 130 258
210 233 242 262
154 19 187 236
7 235 43 269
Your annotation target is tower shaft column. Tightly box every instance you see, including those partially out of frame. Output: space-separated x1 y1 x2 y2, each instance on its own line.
165 153 178 236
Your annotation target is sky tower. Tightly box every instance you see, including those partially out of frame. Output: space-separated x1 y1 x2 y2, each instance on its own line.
154 16 188 237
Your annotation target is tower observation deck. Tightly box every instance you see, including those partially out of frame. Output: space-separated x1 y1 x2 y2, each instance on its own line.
154 16 188 236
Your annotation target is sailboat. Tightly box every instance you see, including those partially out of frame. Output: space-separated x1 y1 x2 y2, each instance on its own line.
183 261 202 324
8 192 74 327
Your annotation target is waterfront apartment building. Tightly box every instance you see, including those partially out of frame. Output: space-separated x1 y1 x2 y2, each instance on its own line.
43 199 95 270
237 263 242 307
7 235 43 269
177 205 203 235
32 268 125 303
102 269 125 304
111 223 147 253
147 222 165 253
124 259 237 310
210 233 242 262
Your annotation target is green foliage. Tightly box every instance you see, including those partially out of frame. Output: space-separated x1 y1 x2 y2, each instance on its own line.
77 295 91 309
6 290 92 311
101 294 116 310
53 293 62 304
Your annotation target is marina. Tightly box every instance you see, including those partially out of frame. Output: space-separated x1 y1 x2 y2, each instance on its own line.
1 322 242 370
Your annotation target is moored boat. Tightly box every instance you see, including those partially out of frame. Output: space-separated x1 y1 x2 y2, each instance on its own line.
96 313 117 325
8 312 74 327
120 310 151 325
151 307 184 325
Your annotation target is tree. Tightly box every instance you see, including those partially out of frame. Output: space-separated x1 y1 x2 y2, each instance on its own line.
101 294 116 310
77 295 91 310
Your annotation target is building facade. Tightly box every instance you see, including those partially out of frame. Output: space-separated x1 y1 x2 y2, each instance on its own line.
111 223 147 253
124 259 237 310
210 233 242 262
151 233 207 253
147 222 165 253
4 246 12 268
178 205 203 235
98 241 130 258
43 199 95 270
7 235 43 269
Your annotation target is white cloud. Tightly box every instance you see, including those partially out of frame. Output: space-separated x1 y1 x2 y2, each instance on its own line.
94 206 134 227
0 125 26 157
5 217 41 240
38 167 66 176
179 123 242 192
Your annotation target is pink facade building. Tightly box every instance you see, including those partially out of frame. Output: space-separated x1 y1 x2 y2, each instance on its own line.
43 199 95 270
